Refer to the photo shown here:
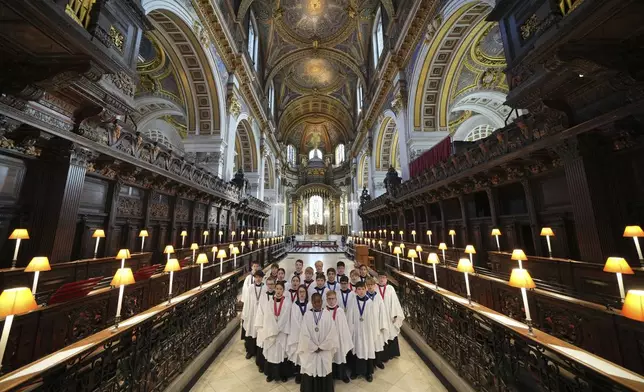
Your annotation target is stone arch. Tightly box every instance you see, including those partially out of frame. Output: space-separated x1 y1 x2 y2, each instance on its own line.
358 153 370 190
234 119 258 173
264 155 275 189
374 116 400 171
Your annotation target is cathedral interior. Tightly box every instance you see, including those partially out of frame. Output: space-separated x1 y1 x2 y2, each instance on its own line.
0 0 643 390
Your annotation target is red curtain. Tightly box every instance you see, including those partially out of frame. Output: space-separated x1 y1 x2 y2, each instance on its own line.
409 136 452 178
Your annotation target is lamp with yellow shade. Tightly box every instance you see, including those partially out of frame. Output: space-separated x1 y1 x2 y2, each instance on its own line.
9 228 29 268
457 258 475 305
426 230 432 246
92 229 105 258
111 268 135 329
116 249 131 269
411 230 417 242
388 241 393 253
603 257 634 302
0 287 37 368
428 253 440 290
399 230 404 241
211 246 218 263
438 242 448 263
540 227 554 257
465 245 476 264
232 246 240 268
393 246 402 269
252 229 256 238
400 243 405 251
25 257 51 295
180 230 188 248
448 229 456 247
164 258 181 304
196 253 209 288
250 240 254 251
241 241 246 253
407 249 418 277
217 249 227 275
371 239 375 248
624 226 644 267
202 230 209 245
231 231 236 241
622 290 644 322
491 228 501 251
218 230 223 243
190 243 199 264
511 249 527 269
241 230 245 240
508 268 536 334
415 245 423 262
379 229 382 238
378 240 383 250
163 245 174 263
390 230 394 240
139 229 149 253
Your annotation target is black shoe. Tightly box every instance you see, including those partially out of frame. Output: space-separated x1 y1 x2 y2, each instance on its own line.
376 362 385 370
266 376 274 382
295 375 302 384
350 374 358 380
366 375 373 382
343 377 350 383
259 368 264 373
281 376 288 382
245 353 253 359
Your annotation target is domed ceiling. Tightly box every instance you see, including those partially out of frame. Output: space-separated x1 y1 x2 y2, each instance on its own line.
247 0 380 155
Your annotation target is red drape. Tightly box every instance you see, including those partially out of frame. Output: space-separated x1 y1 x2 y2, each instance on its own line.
409 136 452 178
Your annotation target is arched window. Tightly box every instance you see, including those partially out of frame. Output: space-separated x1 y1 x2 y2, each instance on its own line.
144 129 174 150
287 144 296 166
308 148 322 160
248 11 259 71
309 195 323 225
267 84 275 118
357 82 364 116
335 144 345 165
372 7 384 66
465 124 496 142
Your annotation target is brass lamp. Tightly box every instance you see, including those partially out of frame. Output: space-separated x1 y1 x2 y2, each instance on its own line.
232 246 240 268
9 229 29 269
511 249 527 269
393 246 402 269
508 268 536 334
388 241 393 252
190 243 199 264
180 230 188 248
465 245 476 264
540 227 554 257
448 229 456 247
116 249 131 269
603 257 634 302
163 245 175 263
164 258 181 304
139 229 149 253
411 230 417 242
622 290 644 322
426 230 432 246
399 230 404 241
428 253 440 290
202 230 209 245
111 268 135 329
438 242 448 263
196 253 209 288
457 258 475 305
25 257 51 295
624 226 644 267
491 228 501 251
415 245 423 262
0 287 37 368
217 249 227 275
92 229 105 258
407 249 418 277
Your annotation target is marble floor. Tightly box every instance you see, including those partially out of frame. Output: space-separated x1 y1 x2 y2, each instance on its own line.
190 253 448 392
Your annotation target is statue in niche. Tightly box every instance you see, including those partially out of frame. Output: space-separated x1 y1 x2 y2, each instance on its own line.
384 166 402 195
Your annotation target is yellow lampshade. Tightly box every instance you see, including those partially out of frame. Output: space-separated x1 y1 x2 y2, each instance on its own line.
180 230 188 237
218 231 223 235
438 243 447 250
212 246 218 252
111 268 135 286
24 257 51 272
378 240 382 245
228 244 234 249
388 241 392 246
393 246 402 255
411 230 416 235
448 230 456 236
456 258 474 273
9 229 29 240
603 257 634 274
540 227 554 237
491 228 501 236
232 231 236 235
116 249 131 260
232 247 240 255
465 245 476 254
203 230 209 236
139 230 149 238
428 253 440 264
217 249 227 259
407 249 418 259
511 249 527 261
622 290 644 321
400 243 405 249
196 253 209 264
508 268 535 289
241 241 246 247
426 230 432 235
163 245 175 254
416 245 423 252
164 258 181 272
390 231 394 235
190 243 199 250
0 287 37 317
92 229 105 238
624 226 644 238
249 241 254 245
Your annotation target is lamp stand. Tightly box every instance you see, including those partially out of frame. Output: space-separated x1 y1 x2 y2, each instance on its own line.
432 263 439 291
199 264 204 289
412 234 416 242
0 315 15 367
234 254 237 269
31 271 40 295
181 237 185 248
219 234 222 243
469 253 473 264
396 254 400 269
633 237 644 267
616 272 626 302
546 235 552 258
192 249 196 264
167 271 174 304
11 238 21 269
141 237 146 253
464 272 471 305
219 258 224 275
411 258 416 278
94 237 100 259
114 285 125 329
450 235 455 247
520 287 534 335
495 235 500 252
429 234 432 246
442 249 446 263
203 234 207 246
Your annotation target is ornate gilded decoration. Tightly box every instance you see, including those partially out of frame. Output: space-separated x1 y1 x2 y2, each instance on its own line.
65 0 95 29
391 92 404 115
106 72 135 98
227 95 242 118
559 0 584 16
520 14 539 41
109 26 125 52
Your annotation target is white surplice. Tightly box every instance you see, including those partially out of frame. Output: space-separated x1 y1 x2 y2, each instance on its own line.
286 288 299 303
255 291 275 348
308 285 328 306
297 309 339 377
378 284 405 340
367 291 390 351
327 306 353 364
286 300 311 365
255 296 291 363
325 280 339 293
337 289 355 312
346 296 386 360
241 283 264 338
241 273 254 303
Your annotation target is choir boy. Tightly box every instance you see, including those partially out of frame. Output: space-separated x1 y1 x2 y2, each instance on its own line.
308 273 328 305
241 260 261 341
358 264 369 283
255 276 276 372
277 267 287 288
255 282 292 382
336 261 347 280
292 259 304 279
297 293 339 392
303 267 315 289
378 271 404 360
267 262 280 281
288 275 301 302
349 269 360 291
326 290 353 383
241 270 265 360
346 282 386 382
338 276 355 311
287 286 311 384
326 268 339 292
314 260 324 274
365 277 389 369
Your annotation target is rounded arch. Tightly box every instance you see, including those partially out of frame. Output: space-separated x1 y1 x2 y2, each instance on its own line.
450 90 515 131
264 154 275 189
374 115 400 171
235 119 258 173
358 153 370 190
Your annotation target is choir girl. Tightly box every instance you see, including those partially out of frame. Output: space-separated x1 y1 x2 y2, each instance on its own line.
255 282 291 382
288 275 301 302
287 285 311 384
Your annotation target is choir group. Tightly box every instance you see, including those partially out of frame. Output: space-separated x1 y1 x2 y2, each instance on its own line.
240 259 405 392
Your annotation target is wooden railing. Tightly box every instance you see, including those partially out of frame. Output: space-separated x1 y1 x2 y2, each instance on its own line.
394 269 644 391
370 248 644 376
0 269 241 391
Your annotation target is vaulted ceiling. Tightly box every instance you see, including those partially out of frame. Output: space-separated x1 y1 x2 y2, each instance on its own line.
247 0 381 154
